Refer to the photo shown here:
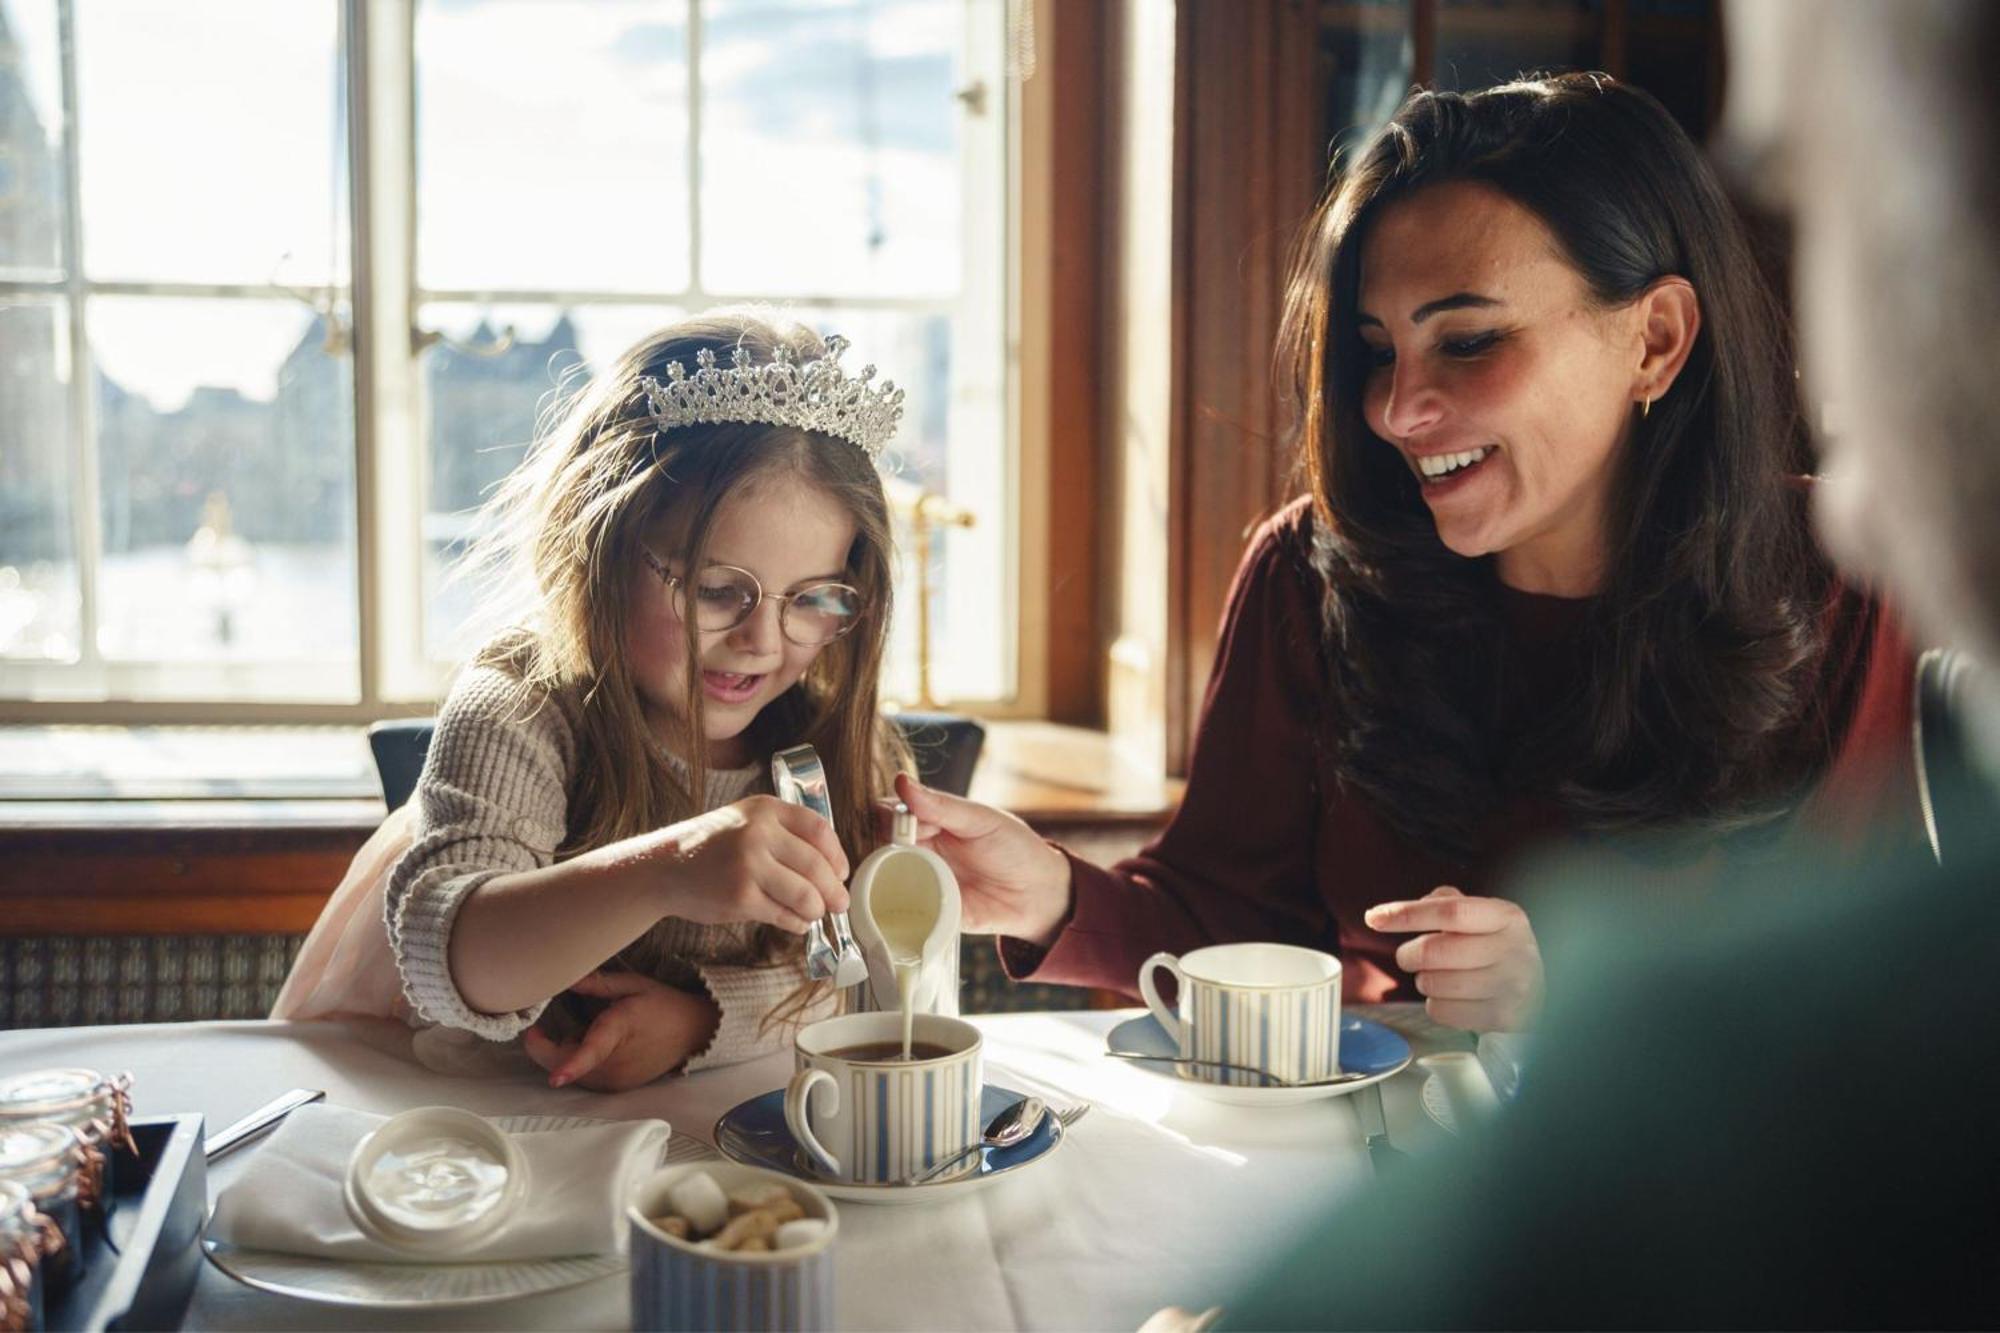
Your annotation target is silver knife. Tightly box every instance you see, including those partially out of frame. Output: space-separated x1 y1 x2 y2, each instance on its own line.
1354 1081 1408 1176
204 1088 325 1162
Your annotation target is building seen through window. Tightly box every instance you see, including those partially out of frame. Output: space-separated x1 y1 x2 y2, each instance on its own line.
0 0 1010 710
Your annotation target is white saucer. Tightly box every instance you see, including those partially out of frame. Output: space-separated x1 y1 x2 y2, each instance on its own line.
1106 1012 1413 1107
712 1083 1064 1206
202 1115 702 1309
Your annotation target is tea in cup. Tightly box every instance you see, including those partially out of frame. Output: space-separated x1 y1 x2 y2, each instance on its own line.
783 1011 981 1184
1138 943 1342 1086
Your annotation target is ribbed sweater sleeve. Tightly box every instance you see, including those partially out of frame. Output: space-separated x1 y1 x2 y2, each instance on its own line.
384 666 827 1066
385 666 576 1039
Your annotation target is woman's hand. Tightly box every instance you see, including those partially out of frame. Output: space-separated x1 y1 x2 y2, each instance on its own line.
654 795 851 934
1363 886 1544 1032
522 971 721 1091
891 773 1073 947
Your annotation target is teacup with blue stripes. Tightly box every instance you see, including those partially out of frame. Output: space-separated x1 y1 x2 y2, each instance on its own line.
1138 943 1343 1086
783 1012 982 1185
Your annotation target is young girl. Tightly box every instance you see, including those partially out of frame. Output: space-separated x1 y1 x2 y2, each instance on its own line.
272 309 911 1091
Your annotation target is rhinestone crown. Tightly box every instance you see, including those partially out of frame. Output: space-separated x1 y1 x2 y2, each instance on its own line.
637 335 903 461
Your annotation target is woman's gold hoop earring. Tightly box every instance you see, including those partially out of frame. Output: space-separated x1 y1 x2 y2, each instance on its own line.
1641 393 1653 420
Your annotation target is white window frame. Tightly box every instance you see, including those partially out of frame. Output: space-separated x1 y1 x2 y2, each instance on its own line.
0 0 1031 724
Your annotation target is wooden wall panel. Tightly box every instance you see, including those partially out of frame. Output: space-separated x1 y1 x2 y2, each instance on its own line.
1166 0 1324 773
0 826 371 936
1040 1 1114 727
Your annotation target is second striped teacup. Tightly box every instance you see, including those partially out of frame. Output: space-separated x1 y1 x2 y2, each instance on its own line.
1138 943 1343 1087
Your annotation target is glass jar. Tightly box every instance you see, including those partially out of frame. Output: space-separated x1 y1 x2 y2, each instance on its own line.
0 1179 52 1333
0 1070 134 1220
0 1125 86 1298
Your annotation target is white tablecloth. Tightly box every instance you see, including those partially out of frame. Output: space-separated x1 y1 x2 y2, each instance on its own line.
0 1007 1460 1331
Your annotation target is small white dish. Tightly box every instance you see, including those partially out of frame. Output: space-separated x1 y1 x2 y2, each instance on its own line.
1105 1012 1412 1107
1421 1073 1459 1136
342 1106 525 1257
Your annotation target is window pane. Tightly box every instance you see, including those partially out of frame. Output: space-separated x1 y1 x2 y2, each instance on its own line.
1322 0 1411 157
90 296 356 693
0 0 66 277
0 298 76 659
1434 0 1601 94
75 0 345 286
416 0 690 294
805 306 1007 702
419 302 684 661
702 0 964 298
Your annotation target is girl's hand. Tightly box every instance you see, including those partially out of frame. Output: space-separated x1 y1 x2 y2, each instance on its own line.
656 795 851 934
1363 886 1544 1032
522 971 720 1091
891 773 1072 946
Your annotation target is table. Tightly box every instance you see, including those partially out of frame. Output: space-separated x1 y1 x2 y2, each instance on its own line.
0 1007 1464 1331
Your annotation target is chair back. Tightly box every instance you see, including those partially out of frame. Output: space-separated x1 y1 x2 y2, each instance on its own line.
888 711 986 797
1915 648 1995 866
366 718 437 812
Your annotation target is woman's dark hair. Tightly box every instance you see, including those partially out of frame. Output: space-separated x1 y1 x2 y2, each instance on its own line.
1277 73 1839 857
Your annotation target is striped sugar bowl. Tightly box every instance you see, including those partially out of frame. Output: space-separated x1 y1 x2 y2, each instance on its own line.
628 1163 838 1332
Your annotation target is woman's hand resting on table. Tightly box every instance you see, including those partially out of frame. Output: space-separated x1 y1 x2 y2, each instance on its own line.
890 773 1073 947
522 971 720 1091
1364 886 1543 1032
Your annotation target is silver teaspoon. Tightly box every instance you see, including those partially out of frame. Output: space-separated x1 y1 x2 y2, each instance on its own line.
1104 1050 1369 1087
907 1096 1048 1185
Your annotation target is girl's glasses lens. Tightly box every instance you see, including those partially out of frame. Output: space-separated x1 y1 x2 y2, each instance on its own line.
781 585 863 645
686 570 758 631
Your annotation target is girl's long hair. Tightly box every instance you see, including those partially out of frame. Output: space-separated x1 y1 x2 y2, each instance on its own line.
1276 73 1844 858
465 308 908 1027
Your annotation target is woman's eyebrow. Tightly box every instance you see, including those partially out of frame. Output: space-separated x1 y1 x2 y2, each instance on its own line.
1356 292 1503 328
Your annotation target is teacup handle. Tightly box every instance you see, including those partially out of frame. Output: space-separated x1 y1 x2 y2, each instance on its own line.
783 1068 842 1178
1137 952 1184 1045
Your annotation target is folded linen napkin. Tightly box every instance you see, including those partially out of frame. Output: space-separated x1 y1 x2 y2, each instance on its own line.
209 1104 670 1262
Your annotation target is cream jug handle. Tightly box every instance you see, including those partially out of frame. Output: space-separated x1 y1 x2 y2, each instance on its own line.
1137 952 1185 1045
783 1069 841 1178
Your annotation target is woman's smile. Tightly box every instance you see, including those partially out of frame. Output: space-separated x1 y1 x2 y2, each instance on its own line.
1410 443 1501 495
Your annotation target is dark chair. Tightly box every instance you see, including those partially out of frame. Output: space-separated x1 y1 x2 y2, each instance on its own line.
886 710 986 800
366 711 985 812
367 717 437 812
1914 648 1995 866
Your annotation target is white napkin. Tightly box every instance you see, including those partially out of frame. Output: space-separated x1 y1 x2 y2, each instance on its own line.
209 1104 670 1262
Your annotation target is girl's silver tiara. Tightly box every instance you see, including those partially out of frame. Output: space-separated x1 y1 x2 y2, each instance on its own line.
637 335 904 461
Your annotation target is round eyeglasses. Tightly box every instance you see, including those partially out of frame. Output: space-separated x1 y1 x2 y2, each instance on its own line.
640 547 866 646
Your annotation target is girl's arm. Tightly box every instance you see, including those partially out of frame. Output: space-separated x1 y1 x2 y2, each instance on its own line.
386 668 848 1037
446 799 847 1017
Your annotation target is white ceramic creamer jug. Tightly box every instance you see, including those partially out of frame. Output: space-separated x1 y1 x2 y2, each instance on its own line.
848 801 961 1018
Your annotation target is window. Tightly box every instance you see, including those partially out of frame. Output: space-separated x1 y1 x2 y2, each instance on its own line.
0 0 1015 717
0 0 355 703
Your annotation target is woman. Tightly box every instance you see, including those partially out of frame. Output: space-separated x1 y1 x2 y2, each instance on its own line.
899 74 1921 1033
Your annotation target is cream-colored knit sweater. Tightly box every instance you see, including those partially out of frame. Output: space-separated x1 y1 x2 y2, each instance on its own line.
384 663 832 1073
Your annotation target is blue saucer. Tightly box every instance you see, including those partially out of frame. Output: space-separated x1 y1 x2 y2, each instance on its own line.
1107 1012 1412 1104
713 1083 1063 1205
